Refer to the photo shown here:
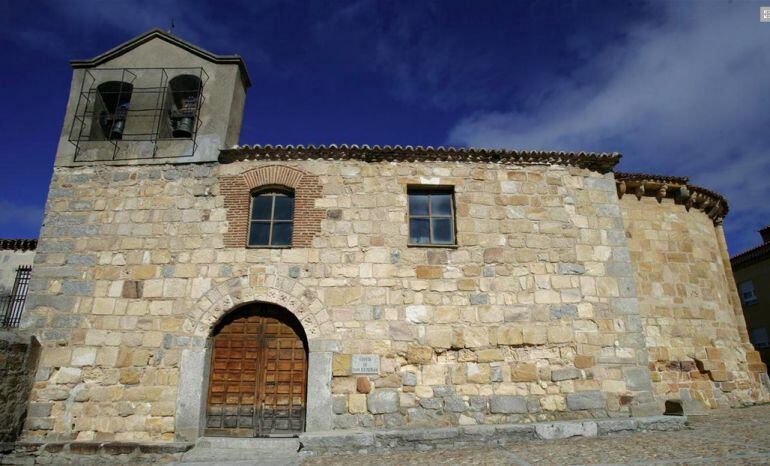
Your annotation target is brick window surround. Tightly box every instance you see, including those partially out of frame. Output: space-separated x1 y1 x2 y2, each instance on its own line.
221 165 324 247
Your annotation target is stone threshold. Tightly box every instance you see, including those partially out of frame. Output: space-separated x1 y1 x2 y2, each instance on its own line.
298 415 687 454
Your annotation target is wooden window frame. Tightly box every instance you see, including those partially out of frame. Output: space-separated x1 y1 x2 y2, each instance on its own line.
247 188 295 248
407 186 457 247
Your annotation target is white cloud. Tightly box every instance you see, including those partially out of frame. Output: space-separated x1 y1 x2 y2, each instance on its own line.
448 2 770 253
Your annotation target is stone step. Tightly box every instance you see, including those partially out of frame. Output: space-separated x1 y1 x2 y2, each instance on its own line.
176 449 303 465
194 436 300 452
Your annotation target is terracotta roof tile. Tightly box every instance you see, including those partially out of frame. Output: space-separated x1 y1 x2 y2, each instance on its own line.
731 242 770 269
220 144 621 172
0 239 37 251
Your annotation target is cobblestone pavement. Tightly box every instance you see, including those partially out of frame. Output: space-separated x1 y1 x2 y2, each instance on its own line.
303 404 770 465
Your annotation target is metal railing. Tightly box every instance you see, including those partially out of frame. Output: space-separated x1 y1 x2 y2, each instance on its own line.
68 67 208 161
1 265 31 328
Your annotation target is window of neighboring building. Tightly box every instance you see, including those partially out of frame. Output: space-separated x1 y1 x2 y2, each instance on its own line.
750 327 769 349
408 187 455 246
739 280 759 306
248 189 294 247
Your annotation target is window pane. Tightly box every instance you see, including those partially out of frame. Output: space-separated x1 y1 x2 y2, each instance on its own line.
248 222 270 246
251 195 273 220
739 281 754 293
409 218 430 244
408 192 429 215
272 222 293 246
431 193 453 216
432 218 454 244
274 195 295 220
750 328 769 346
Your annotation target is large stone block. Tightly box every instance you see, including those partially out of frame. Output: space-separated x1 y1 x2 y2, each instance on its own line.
405 305 432 324
462 328 489 348
425 327 453 349
551 367 581 382
476 349 503 362
71 347 97 367
405 345 433 364
422 365 446 385
466 363 490 384
566 391 606 410
349 394 367 414
522 327 547 345
367 389 400 414
490 395 527 414
623 367 653 391
574 355 595 369
332 354 352 376
510 363 538 382
444 396 467 412
415 266 443 279
27 402 53 418
496 327 523 345
536 420 598 439
547 326 572 343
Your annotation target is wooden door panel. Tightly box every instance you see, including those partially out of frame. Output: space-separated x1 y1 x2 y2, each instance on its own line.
205 307 307 437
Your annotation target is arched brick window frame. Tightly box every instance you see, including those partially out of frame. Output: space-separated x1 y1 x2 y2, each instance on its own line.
221 165 324 247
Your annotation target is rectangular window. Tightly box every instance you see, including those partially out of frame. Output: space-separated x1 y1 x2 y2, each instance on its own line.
408 187 456 246
248 190 294 247
739 281 759 306
749 327 769 349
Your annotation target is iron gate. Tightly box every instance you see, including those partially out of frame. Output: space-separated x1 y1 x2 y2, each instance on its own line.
1 265 32 328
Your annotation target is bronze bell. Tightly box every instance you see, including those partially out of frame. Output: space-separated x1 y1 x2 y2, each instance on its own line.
110 118 125 140
171 95 198 138
173 116 194 138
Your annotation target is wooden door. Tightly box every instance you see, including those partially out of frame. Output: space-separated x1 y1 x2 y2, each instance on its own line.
205 306 307 437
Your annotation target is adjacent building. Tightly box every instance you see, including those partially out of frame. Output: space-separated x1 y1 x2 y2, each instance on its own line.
731 227 770 369
6 29 768 445
1 239 36 328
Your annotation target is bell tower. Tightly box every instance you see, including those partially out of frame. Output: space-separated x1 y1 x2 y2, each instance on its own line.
55 29 249 165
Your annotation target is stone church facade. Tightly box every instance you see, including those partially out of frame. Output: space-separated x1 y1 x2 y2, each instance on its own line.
16 30 768 444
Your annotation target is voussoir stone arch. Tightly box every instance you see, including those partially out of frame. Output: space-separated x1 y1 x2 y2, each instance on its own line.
221 164 325 247
184 273 334 344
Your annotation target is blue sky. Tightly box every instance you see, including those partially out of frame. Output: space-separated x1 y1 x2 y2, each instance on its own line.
0 0 768 254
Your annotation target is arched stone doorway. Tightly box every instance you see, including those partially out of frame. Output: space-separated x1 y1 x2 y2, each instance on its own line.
205 303 308 437
175 283 336 442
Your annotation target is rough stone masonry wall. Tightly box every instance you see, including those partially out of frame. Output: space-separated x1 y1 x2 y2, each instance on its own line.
0 331 39 442
620 195 769 413
21 159 654 442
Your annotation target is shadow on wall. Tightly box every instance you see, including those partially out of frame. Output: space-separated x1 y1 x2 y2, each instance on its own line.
0 332 40 443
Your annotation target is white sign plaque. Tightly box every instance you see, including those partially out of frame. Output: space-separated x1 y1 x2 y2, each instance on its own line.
351 354 380 375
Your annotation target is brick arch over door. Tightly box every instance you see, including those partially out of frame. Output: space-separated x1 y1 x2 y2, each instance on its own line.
221 165 325 247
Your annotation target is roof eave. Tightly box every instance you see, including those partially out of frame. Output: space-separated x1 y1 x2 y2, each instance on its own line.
614 171 729 222
218 144 622 172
